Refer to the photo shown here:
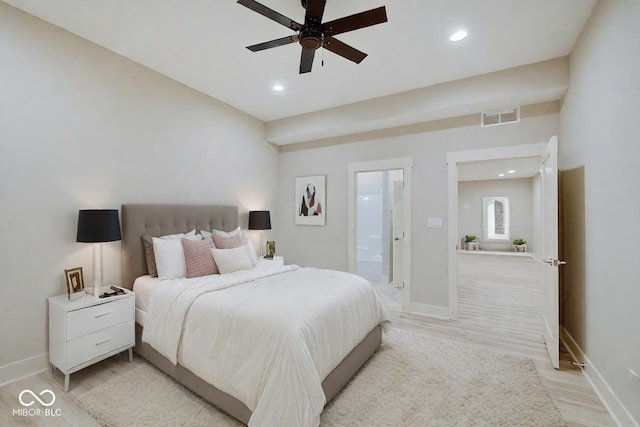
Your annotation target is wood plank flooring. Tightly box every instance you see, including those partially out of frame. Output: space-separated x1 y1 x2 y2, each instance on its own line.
1 258 615 426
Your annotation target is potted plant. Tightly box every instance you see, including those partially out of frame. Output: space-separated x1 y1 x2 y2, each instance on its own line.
465 235 480 250
512 238 527 252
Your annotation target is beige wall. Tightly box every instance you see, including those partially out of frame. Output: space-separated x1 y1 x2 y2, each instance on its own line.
560 0 640 423
458 178 533 252
0 4 277 381
277 114 559 309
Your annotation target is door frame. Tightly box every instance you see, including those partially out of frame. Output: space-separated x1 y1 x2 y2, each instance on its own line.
348 157 413 311
446 143 546 320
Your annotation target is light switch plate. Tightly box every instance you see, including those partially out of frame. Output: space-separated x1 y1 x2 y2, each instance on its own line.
427 218 442 228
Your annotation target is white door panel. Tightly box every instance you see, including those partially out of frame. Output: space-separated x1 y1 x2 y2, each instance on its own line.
392 181 404 289
541 136 560 369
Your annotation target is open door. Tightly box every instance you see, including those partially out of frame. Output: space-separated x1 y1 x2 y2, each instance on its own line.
541 136 562 369
392 180 404 290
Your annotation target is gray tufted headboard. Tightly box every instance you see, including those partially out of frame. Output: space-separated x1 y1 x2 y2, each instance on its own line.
120 204 238 289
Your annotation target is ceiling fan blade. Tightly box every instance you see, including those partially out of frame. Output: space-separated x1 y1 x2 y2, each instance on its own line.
304 0 327 24
322 6 387 37
323 37 367 64
237 0 302 31
247 35 299 52
299 48 316 74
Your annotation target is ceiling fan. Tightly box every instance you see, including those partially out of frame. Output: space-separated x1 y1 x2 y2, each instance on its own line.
237 0 388 74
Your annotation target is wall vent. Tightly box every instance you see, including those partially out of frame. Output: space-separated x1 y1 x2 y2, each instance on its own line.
481 106 520 127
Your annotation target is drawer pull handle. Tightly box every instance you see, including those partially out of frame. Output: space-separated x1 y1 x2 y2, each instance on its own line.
94 311 111 319
95 339 111 346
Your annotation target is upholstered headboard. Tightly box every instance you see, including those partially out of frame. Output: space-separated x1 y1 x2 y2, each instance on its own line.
120 204 238 289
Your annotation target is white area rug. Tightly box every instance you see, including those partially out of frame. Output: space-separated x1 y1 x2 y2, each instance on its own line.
77 328 565 426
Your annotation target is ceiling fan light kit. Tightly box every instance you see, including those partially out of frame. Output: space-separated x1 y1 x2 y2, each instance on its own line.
237 0 388 74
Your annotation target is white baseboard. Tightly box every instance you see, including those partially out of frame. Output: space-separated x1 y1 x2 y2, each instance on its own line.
560 327 638 427
0 353 49 387
408 302 450 319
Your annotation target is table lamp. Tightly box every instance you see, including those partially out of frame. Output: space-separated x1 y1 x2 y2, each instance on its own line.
248 210 271 257
77 209 121 297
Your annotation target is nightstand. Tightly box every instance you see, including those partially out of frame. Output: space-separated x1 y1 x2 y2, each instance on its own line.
260 256 284 267
48 286 134 391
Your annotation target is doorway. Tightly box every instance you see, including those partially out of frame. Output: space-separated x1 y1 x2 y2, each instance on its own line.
348 158 412 311
355 169 403 284
447 139 561 368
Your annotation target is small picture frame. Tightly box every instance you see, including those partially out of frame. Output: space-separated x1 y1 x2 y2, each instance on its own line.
295 175 326 226
65 267 85 300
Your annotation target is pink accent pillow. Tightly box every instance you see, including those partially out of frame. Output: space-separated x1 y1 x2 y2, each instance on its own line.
211 232 243 249
181 237 218 278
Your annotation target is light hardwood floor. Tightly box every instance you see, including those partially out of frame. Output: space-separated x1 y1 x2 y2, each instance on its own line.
1 258 614 426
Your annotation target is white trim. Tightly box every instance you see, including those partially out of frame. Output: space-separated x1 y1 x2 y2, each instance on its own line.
446 143 546 164
560 327 639 427
408 303 450 320
447 156 459 320
348 157 412 312
0 352 49 387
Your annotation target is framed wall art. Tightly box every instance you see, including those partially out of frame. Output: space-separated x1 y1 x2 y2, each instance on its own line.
64 267 85 300
295 175 326 226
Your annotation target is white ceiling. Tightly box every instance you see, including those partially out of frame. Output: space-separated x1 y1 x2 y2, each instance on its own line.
3 0 596 123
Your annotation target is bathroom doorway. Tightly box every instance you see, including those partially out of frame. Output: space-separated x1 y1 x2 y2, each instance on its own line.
355 169 404 286
348 158 412 311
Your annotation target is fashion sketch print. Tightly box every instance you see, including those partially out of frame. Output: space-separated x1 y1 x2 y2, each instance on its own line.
295 175 326 226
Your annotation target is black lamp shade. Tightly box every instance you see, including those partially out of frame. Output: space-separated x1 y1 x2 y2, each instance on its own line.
248 210 271 230
76 209 122 243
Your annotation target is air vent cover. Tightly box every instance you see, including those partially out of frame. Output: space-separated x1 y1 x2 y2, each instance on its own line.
481 106 520 127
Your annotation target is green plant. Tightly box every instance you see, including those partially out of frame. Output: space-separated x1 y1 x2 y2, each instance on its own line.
465 235 477 243
513 238 527 245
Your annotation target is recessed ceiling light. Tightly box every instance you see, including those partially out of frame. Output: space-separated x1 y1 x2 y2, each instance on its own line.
508 170 516 174
273 84 284 92
499 173 505 177
449 30 468 42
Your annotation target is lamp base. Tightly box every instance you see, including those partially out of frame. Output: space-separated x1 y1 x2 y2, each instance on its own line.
93 243 103 298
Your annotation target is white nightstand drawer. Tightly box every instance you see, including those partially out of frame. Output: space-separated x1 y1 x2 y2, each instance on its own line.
66 320 134 369
67 297 132 340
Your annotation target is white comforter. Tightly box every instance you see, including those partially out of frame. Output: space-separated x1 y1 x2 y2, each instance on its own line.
142 263 390 427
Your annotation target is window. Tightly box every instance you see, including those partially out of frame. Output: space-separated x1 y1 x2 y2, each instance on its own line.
482 196 510 241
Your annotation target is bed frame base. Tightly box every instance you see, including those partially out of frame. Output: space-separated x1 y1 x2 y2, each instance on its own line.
134 323 381 425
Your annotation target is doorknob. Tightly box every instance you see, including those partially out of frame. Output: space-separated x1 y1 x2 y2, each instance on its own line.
544 259 567 266
394 237 403 241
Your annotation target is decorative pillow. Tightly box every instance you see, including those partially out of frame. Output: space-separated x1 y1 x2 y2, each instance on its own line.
211 228 243 249
152 231 202 280
182 237 218 278
142 232 185 277
210 244 253 274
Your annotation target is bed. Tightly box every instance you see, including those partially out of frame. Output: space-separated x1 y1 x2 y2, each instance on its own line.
120 204 390 426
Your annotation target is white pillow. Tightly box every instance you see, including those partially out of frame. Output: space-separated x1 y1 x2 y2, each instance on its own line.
244 239 259 266
201 227 240 240
210 244 253 274
212 227 241 238
153 231 202 279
